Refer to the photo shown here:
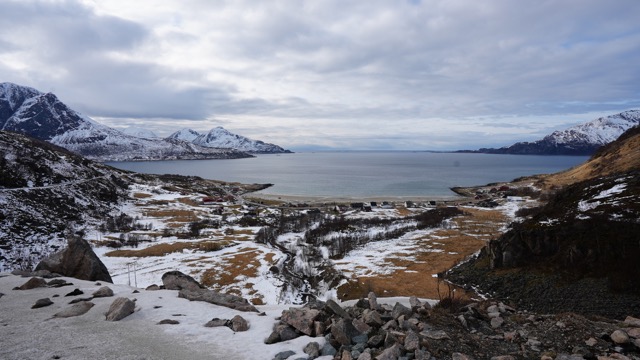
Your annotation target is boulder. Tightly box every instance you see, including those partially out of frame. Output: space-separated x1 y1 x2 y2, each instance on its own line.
35 237 112 283
69 297 94 304
273 350 295 360
281 307 320 336
105 297 135 321
326 299 351 319
178 288 258 312
65 289 84 297
230 315 249 332
32 298 54 309
368 292 379 310
52 301 95 318
375 343 402 360
157 319 180 325
47 279 72 288
610 330 630 344
205 318 230 328
16 277 47 290
92 286 114 298
391 302 412 320
161 271 202 291
404 330 420 352
145 284 161 291
304 342 321 358
265 323 299 344
331 318 362 346
625 316 640 327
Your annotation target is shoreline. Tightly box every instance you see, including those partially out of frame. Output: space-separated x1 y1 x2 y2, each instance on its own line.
246 192 467 204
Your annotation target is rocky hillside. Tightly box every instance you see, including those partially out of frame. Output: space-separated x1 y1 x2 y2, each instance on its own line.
168 127 292 154
0 131 132 270
464 110 640 155
0 82 252 161
447 127 640 319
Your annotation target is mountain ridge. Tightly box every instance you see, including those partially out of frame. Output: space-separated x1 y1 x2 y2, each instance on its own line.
168 126 292 154
0 82 252 162
460 110 640 155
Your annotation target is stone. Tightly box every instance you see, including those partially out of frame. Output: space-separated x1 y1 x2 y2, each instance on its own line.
273 350 295 360
404 330 420 352
452 353 474 360
341 349 353 360
331 318 362 346
314 321 325 336
281 307 320 335
32 298 53 309
303 342 321 358
367 334 384 347
146 284 160 291
421 330 450 340
69 297 94 304
230 315 249 332
157 319 180 325
585 337 598 347
161 271 202 291
487 305 499 313
16 277 47 290
204 318 229 327
382 319 397 330
47 279 71 288
321 342 337 357
626 328 640 339
326 299 351 319
92 286 114 298
105 297 135 321
357 352 372 360
414 349 431 360
491 316 504 328
352 333 368 344
178 288 258 312
610 330 630 344
35 237 112 282
375 343 402 360
65 288 84 296
356 298 370 309
504 331 518 342
458 314 468 329
52 301 95 318
265 324 300 344
391 302 412 320
368 292 378 310
352 318 372 335
409 296 422 308
625 316 640 327
490 356 515 360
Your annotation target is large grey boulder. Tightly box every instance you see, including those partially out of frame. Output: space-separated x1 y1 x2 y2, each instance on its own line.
105 297 135 321
178 288 258 312
281 307 320 336
15 277 47 290
161 271 202 291
52 301 95 319
92 286 114 298
35 237 112 283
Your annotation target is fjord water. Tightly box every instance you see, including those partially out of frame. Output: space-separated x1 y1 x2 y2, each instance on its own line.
108 152 588 198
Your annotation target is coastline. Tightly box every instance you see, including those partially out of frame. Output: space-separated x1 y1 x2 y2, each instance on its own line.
246 192 467 204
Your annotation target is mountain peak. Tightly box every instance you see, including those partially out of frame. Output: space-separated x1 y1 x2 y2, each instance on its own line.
190 127 292 154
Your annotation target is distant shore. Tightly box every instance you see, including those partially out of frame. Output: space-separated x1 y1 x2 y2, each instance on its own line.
246 192 466 205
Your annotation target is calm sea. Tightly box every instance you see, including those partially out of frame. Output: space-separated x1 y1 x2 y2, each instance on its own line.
107 152 588 198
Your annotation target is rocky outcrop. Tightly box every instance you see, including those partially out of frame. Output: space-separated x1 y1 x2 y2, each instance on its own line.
161 271 202 291
35 237 112 283
265 292 640 360
178 288 258 312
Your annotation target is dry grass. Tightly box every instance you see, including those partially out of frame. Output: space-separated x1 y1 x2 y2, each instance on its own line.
143 209 198 223
133 192 153 199
200 248 264 302
177 197 199 206
105 240 233 257
337 207 509 300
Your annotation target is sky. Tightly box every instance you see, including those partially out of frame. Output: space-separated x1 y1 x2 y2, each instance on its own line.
1 0 639 151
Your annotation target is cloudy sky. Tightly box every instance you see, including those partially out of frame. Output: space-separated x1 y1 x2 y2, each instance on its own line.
1 0 639 150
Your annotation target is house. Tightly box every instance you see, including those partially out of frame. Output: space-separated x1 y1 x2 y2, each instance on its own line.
351 202 365 210
405 201 415 208
370 201 378 207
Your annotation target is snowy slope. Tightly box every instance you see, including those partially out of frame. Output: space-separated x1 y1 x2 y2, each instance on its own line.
472 110 640 155
121 127 158 139
0 82 252 161
168 127 292 154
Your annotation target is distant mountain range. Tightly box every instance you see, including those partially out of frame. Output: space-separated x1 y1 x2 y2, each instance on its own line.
0 82 287 161
460 110 640 155
168 127 292 154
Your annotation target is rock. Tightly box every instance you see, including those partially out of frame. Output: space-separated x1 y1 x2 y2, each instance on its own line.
326 299 351 319
145 284 160 291
341 349 353 360
161 271 202 291
65 289 84 297
178 288 258 312
0 292 4 298
281 307 320 335
409 296 422 308
47 279 71 288
367 334 385 347
626 328 640 338
375 343 402 360
610 330 630 344
357 352 372 360
230 315 249 332
526 338 542 351
16 277 47 290
625 316 640 327
265 324 299 344
331 318 362 346
421 329 450 340
491 316 504 328
314 321 325 336
382 319 397 330
585 337 598 347
92 286 114 298
352 318 372 335
303 342 321 358
69 297 93 304
356 298 370 309
487 305 499 313
321 342 337 357
490 356 515 360
391 302 412 320
105 297 135 321
273 350 295 360
368 292 378 310
52 301 94 318
157 319 180 325
414 349 431 360
352 333 368 344
35 237 112 282
204 318 229 328
32 298 53 309
404 330 420 351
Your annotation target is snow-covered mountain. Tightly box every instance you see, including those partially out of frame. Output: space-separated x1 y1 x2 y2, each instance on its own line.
469 110 640 155
168 127 292 154
0 82 252 161
120 127 158 139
